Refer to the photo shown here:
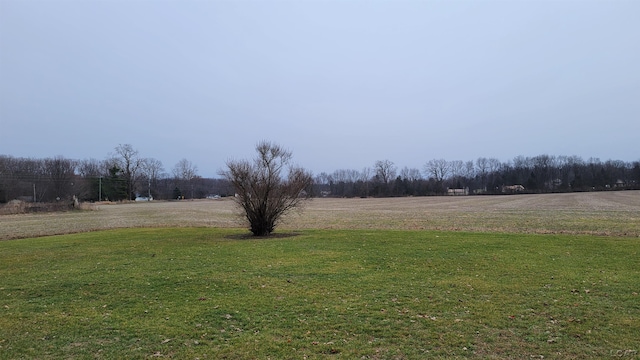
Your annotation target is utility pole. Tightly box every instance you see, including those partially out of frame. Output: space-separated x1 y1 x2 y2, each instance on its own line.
33 183 36 203
99 176 102 201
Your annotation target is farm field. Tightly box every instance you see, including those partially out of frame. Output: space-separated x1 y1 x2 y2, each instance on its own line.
1 190 640 240
0 191 639 358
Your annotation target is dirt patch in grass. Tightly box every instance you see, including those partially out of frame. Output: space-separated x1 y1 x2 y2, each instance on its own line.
224 232 303 240
1 191 639 240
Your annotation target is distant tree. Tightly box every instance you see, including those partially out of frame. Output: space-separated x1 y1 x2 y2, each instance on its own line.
463 160 475 179
0 155 10 203
632 161 640 188
359 167 372 197
398 167 421 196
143 158 164 183
532 154 555 190
221 141 313 236
103 165 127 201
44 156 76 201
424 159 452 194
374 160 396 184
173 186 182 200
173 158 198 199
374 160 396 196
424 159 450 182
475 157 489 190
331 169 349 197
141 158 164 198
399 167 421 182
449 160 464 179
173 158 198 182
111 144 143 200
485 158 503 192
75 158 105 201
314 172 331 196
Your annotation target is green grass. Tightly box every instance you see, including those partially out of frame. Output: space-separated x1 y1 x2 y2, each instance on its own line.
1 228 639 359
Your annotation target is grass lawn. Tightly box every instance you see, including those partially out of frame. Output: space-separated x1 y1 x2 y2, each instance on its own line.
1 228 639 359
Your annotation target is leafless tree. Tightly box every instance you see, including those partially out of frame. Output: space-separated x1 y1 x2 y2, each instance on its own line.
374 160 396 196
424 159 451 194
374 160 396 184
464 160 475 179
476 157 489 179
112 144 143 200
400 167 421 181
360 167 372 182
76 158 103 178
44 156 76 201
487 158 502 173
424 159 450 182
360 167 372 197
141 158 164 198
143 158 164 181
173 158 198 182
0 155 15 203
75 158 104 200
315 172 330 186
449 160 465 179
221 141 313 236
314 172 331 196
172 158 198 199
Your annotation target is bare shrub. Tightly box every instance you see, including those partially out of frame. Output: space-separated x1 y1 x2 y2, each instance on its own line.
221 141 313 236
0 200 27 215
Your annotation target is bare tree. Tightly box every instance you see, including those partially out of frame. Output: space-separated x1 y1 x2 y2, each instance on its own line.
0 155 18 203
424 159 450 194
360 167 372 183
463 160 475 179
75 158 104 201
374 160 396 184
424 159 450 182
141 158 164 198
143 158 164 181
360 167 372 197
315 172 330 186
400 167 422 181
487 158 502 173
221 141 313 236
173 158 198 199
449 160 465 179
44 156 76 201
77 158 103 178
476 157 489 183
374 160 396 196
112 144 143 200
173 158 198 182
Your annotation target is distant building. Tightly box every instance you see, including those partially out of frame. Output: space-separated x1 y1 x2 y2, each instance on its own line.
447 187 469 196
502 185 525 193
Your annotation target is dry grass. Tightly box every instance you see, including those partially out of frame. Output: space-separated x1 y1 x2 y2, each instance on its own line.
1 191 639 240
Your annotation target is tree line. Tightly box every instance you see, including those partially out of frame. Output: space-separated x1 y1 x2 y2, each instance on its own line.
314 155 640 197
1 145 639 204
0 144 229 203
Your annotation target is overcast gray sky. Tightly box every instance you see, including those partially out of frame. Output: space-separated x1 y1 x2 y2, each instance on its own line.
1 0 638 177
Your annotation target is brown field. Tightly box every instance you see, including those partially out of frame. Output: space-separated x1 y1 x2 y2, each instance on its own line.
1 190 639 240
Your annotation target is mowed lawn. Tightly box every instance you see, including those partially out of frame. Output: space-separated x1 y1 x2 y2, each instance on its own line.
1 228 639 359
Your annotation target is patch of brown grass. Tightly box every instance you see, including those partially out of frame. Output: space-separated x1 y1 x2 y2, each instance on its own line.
1 191 639 240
